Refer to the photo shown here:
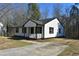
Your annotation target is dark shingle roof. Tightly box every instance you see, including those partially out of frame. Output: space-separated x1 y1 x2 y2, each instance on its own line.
23 18 56 26
9 17 64 27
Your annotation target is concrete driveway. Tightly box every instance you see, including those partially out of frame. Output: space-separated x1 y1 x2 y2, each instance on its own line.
0 42 68 56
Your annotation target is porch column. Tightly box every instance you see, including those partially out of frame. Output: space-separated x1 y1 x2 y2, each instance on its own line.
27 27 29 38
34 27 36 38
36 24 37 39
19 28 22 33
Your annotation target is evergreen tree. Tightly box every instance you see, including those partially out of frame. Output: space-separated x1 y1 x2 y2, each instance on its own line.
27 3 40 20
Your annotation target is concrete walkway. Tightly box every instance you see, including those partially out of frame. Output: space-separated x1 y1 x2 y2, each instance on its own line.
0 42 68 56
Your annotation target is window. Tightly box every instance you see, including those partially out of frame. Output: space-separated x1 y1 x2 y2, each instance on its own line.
59 28 61 33
16 27 19 33
22 27 27 33
49 27 54 34
36 27 42 33
31 27 34 34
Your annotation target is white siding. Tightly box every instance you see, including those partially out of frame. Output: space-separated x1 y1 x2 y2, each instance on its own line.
15 20 43 38
57 23 64 37
15 20 37 37
28 34 42 38
24 21 43 38
14 18 64 39
15 28 24 36
24 20 36 27
15 28 43 39
44 18 64 38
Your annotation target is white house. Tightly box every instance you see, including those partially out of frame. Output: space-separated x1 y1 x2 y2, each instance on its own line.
14 18 64 39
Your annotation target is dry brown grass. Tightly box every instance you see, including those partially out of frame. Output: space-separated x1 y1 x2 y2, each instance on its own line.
49 38 79 56
56 39 79 56
1 36 79 56
0 36 32 50
36 38 79 56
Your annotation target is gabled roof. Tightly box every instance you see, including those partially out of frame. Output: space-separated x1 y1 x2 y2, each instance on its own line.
8 17 64 27
23 18 56 26
32 18 56 24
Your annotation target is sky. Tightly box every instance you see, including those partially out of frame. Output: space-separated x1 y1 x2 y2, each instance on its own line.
0 3 75 18
38 3 74 17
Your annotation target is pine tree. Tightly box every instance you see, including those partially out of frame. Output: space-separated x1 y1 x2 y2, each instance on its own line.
27 3 40 20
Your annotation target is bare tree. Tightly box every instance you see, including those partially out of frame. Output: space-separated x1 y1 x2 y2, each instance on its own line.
0 4 13 26
12 7 28 26
40 7 49 19
53 3 62 18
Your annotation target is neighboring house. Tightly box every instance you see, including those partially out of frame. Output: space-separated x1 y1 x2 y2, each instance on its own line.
12 18 64 39
0 22 4 35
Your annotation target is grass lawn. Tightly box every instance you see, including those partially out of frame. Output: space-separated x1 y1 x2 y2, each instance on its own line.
58 39 79 56
1 36 79 56
0 36 32 50
36 38 79 56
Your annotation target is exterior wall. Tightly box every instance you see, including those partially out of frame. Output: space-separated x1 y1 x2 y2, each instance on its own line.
25 34 42 38
14 19 64 39
24 21 36 27
0 27 3 35
24 20 43 39
15 20 37 37
15 20 43 39
57 23 64 37
15 28 24 36
0 22 3 35
44 18 64 38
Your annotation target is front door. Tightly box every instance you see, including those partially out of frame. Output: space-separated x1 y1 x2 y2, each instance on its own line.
28 27 34 38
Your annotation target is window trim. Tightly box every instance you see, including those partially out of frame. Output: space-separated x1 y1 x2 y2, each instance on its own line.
49 27 54 34
22 27 27 33
31 27 34 34
36 27 42 34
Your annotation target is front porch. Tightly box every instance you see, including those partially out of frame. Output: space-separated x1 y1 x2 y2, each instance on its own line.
23 26 44 39
15 20 45 39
